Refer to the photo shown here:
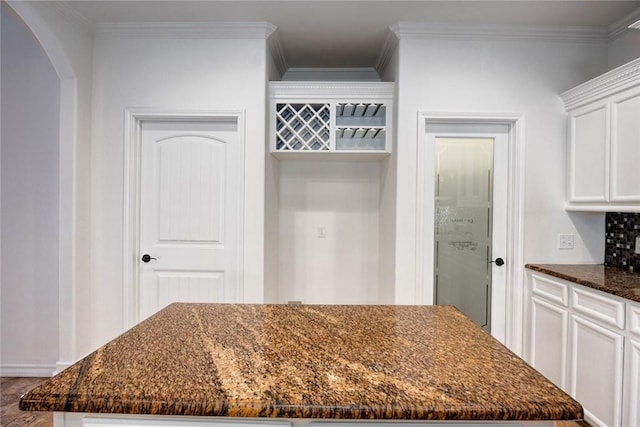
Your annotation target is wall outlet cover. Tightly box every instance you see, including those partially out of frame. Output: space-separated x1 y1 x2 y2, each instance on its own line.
558 234 574 250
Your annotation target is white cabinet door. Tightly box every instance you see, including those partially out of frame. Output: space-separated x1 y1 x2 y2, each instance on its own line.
624 339 640 427
529 296 568 390
610 88 640 202
568 103 609 202
570 315 625 427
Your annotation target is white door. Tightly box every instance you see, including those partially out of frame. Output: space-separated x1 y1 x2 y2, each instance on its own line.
423 122 509 340
138 119 242 320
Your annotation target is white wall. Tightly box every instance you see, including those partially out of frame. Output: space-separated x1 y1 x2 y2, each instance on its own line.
5 0 95 368
264 45 282 304
278 161 381 304
608 30 640 70
392 36 609 304
1 4 60 374
378 47 399 304
88 34 268 352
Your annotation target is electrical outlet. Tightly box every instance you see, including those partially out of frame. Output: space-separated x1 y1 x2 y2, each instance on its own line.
635 236 640 255
558 234 574 249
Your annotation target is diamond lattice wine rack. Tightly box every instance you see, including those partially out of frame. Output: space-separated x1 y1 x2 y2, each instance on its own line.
270 82 394 160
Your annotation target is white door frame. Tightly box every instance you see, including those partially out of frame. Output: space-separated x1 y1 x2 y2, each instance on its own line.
123 109 245 329
416 112 525 353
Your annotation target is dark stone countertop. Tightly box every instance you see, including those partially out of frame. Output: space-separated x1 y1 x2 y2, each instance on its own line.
526 264 640 304
20 303 582 422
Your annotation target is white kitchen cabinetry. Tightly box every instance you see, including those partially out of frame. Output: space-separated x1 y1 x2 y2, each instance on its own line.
527 274 569 389
269 82 393 160
570 312 624 426
561 57 640 212
624 304 640 427
525 270 639 427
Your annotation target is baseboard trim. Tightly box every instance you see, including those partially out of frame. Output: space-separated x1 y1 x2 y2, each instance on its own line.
0 363 56 377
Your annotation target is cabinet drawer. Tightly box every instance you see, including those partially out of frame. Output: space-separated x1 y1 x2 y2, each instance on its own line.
531 274 569 307
572 287 625 330
630 304 640 338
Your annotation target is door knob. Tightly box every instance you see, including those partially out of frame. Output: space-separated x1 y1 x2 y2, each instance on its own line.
141 254 157 263
489 257 505 266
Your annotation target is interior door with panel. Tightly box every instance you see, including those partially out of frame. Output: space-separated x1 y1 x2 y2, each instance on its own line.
427 123 509 336
138 119 242 321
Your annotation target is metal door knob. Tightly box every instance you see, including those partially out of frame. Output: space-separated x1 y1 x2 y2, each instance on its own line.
141 254 157 263
489 257 505 266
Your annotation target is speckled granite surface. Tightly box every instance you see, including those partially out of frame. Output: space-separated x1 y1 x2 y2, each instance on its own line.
20 304 583 421
526 264 640 304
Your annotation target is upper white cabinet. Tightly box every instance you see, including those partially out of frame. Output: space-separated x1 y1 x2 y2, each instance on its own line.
562 58 640 212
269 82 394 160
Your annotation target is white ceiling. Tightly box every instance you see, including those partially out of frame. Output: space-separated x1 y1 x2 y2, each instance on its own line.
65 1 640 67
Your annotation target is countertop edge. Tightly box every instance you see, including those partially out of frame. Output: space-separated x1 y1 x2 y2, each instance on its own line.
525 264 640 304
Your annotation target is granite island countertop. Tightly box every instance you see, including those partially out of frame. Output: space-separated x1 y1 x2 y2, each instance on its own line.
20 303 583 422
526 264 640 303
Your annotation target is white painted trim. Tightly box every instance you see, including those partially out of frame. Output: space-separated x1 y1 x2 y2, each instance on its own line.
6 0 80 367
608 7 640 40
390 21 608 43
416 113 525 353
375 29 399 77
267 30 288 78
123 109 246 329
269 81 394 99
561 57 640 110
0 364 56 377
40 1 95 33
282 68 380 82
96 22 276 40
566 204 640 213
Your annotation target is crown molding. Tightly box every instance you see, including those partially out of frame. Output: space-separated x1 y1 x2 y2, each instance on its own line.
40 1 95 34
282 68 380 82
269 81 394 99
608 7 640 41
267 30 288 78
375 29 399 77
561 57 640 110
390 21 608 43
95 22 277 40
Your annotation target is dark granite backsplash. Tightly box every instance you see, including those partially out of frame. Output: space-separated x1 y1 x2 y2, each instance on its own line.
605 212 640 272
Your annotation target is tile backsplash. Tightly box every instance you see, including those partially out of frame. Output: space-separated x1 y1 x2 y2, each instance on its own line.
605 212 640 272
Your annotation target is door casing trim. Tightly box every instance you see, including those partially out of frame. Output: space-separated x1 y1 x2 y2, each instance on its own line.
123 109 245 329
416 112 525 354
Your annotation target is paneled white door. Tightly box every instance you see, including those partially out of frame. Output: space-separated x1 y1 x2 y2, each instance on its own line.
138 120 242 320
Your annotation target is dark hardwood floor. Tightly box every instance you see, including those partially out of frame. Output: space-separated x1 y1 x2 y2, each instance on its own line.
1 378 52 427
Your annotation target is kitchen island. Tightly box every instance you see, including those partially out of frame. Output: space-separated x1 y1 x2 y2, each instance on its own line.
20 304 583 426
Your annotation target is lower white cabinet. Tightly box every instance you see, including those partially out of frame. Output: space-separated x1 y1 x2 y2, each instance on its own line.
525 271 638 427
529 296 568 389
569 315 624 427
624 304 640 427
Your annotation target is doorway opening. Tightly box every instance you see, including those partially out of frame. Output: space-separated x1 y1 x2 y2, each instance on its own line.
123 110 245 328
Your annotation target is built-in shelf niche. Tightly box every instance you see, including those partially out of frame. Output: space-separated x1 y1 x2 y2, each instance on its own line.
269 82 393 160
264 81 396 305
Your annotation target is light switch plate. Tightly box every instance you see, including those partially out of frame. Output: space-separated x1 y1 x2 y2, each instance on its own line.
635 236 640 255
